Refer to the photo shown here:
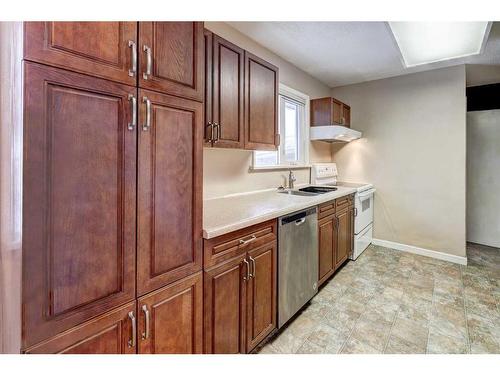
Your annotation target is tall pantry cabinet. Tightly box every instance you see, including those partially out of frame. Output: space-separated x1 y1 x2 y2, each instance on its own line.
21 22 203 353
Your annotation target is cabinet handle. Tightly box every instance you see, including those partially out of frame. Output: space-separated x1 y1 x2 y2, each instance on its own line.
239 235 256 245
207 122 214 143
141 305 150 340
142 96 151 131
128 311 136 348
354 207 358 217
213 123 220 143
127 94 137 131
243 259 250 281
143 45 152 80
249 256 256 278
128 40 137 77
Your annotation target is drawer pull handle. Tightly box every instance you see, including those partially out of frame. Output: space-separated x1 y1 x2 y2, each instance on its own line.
239 235 257 245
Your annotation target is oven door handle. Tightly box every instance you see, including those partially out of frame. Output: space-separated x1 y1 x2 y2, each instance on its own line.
357 188 376 199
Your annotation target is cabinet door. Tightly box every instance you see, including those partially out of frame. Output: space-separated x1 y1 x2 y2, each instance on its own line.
246 242 277 352
244 51 279 150
332 99 343 124
318 215 335 286
212 35 245 148
137 89 203 295
335 209 351 268
204 255 247 354
139 22 204 101
24 22 137 85
342 105 351 127
204 29 214 145
24 302 137 354
138 272 203 354
22 62 137 349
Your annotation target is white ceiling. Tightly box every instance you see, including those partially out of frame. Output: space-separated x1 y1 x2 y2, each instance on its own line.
227 22 500 88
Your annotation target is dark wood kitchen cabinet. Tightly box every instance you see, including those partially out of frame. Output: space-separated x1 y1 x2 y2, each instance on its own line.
19 22 205 354
246 243 277 352
311 97 351 127
24 22 138 85
317 195 355 286
138 22 204 101
204 30 278 150
244 52 279 150
137 89 203 296
203 220 277 353
24 302 137 354
22 62 137 349
204 32 245 148
334 208 352 269
318 214 336 286
203 254 247 354
137 272 203 354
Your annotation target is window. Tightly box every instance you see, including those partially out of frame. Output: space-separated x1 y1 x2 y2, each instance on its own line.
253 84 309 168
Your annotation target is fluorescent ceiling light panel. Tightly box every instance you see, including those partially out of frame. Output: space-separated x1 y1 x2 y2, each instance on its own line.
389 22 491 67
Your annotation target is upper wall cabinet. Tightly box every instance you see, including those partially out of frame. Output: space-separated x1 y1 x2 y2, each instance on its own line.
139 22 204 102
204 30 278 151
204 32 245 148
24 22 138 86
311 97 351 128
244 52 279 150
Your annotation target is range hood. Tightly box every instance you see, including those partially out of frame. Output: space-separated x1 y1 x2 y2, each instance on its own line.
310 125 362 143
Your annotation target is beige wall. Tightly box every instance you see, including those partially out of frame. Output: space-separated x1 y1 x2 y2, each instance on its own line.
466 64 500 87
203 22 333 199
467 110 500 248
331 66 467 257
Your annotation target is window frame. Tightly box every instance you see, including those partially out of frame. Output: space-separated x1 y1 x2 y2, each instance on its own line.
252 83 310 170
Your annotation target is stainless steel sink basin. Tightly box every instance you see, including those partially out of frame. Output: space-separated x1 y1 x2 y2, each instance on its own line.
278 190 316 197
298 186 338 194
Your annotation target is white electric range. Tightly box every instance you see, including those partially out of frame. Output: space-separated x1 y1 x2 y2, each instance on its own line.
311 163 375 260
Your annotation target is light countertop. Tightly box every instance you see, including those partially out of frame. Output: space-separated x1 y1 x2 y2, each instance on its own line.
203 186 357 239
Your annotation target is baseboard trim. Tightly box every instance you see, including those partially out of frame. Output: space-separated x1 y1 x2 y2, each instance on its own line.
372 238 467 266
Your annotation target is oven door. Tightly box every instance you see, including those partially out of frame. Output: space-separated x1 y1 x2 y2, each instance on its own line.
355 189 376 234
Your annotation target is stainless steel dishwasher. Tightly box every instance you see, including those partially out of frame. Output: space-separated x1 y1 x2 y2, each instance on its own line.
278 207 318 328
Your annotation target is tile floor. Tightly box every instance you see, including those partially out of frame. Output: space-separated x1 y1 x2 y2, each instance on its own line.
257 243 500 354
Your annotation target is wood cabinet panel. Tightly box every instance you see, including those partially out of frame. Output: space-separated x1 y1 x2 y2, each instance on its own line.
246 242 277 352
24 302 137 354
332 99 342 124
204 255 247 354
335 208 351 269
318 215 335 286
24 22 137 85
22 62 137 349
139 22 204 101
343 105 351 127
137 89 202 295
244 52 279 150
138 272 203 354
211 35 245 148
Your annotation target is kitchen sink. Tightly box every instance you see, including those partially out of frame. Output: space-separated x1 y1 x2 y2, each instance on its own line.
298 186 338 194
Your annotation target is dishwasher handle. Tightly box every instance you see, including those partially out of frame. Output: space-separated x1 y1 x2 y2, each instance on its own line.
295 218 306 226
280 207 317 226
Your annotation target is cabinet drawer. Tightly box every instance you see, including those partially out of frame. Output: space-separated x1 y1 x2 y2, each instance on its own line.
204 220 277 268
336 194 354 211
318 201 335 219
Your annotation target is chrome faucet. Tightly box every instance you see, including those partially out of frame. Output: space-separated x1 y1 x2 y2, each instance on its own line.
288 170 296 189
